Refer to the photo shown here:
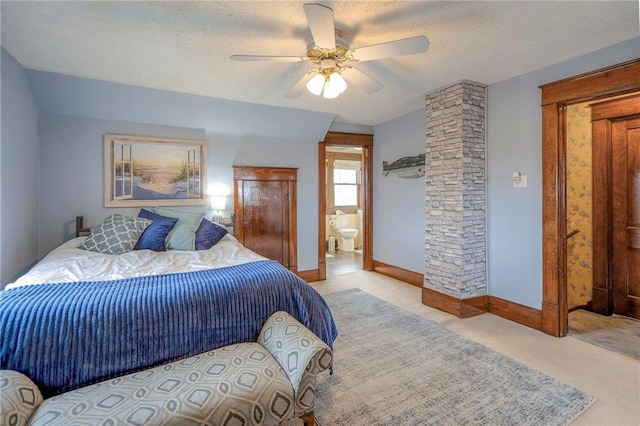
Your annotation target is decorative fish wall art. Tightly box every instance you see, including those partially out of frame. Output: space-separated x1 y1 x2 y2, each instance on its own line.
382 153 425 178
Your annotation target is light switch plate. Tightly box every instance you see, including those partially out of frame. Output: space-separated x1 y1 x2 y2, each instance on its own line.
512 173 527 188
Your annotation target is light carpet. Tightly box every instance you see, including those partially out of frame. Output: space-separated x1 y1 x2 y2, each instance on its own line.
313 289 595 426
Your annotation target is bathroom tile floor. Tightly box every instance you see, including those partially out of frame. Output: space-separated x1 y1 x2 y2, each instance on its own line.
325 249 362 277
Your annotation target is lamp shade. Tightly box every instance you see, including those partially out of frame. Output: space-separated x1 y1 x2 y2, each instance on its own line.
306 71 347 98
323 72 347 99
306 74 326 96
210 195 226 211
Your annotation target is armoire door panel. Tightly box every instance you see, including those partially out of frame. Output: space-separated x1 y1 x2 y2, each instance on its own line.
233 166 298 272
242 181 286 264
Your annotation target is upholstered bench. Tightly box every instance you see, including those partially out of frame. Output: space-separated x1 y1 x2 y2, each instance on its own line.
1 311 332 426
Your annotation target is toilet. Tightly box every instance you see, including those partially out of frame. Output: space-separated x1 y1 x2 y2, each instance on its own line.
334 211 359 252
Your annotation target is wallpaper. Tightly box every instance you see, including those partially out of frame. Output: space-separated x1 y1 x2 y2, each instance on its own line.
566 102 593 309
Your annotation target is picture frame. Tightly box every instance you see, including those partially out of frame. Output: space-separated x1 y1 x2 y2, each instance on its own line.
104 134 207 207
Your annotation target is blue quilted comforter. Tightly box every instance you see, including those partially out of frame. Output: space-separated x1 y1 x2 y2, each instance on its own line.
0 260 337 397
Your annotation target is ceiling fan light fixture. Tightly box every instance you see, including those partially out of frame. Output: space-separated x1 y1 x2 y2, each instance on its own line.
306 73 326 96
231 3 429 100
323 72 347 98
306 70 347 99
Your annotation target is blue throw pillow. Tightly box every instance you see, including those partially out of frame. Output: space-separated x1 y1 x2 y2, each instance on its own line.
195 218 228 250
134 209 179 252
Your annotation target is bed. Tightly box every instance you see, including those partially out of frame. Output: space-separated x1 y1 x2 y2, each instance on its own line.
0 215 337 398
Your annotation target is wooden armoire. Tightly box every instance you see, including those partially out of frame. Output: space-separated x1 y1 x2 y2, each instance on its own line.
233 166 298 272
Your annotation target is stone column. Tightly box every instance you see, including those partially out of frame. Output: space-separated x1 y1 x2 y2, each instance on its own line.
424 81 486 300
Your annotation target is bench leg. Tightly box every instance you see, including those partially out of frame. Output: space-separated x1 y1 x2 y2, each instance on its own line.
299 411 315 426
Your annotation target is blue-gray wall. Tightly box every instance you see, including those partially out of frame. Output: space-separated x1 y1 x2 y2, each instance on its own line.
1 49 39 285
372 37 639 308
2 37 638 305
373 109 426 273
37 114 205 257
486 36 639 307
26 71 334 272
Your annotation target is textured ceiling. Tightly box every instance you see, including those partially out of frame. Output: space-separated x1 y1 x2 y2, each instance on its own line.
2 1 638 126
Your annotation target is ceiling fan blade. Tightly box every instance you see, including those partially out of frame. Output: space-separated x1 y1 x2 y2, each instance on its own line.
285 72 314 98
230 55 303 62
303 3 335 49
342 67 383 94
352 36 429 62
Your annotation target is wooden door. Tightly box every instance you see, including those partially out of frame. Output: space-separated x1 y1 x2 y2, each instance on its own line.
241 180 289 265
612 116 640 318
591 94 640 319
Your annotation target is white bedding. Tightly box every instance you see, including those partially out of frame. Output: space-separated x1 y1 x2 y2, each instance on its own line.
7 234 266 289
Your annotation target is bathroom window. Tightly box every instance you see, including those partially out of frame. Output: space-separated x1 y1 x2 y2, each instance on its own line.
334 168 358 206
329 159 361 211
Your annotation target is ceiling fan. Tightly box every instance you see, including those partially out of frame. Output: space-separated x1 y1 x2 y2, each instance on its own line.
229 3 429 99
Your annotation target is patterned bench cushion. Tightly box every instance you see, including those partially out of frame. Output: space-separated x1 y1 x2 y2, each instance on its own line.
0 370 43 426
28 343 296 425
259 311 334 416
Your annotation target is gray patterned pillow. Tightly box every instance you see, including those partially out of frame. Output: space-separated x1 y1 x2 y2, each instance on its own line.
78 214 152 255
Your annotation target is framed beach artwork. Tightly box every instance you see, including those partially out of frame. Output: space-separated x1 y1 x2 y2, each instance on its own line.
104 134 207 207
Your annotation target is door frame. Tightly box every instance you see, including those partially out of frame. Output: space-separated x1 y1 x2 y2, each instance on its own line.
539 58 640 337
318 132 374 280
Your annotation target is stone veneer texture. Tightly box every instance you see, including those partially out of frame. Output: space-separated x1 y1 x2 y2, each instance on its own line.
424 81 486 299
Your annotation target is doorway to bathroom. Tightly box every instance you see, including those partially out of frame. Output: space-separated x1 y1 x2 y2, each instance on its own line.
318 132 373 279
